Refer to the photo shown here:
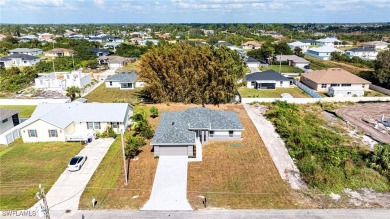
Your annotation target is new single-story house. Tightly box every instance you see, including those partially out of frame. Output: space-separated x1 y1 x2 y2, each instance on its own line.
35 71 92 90
97 56 130 69
20 103 133 143
300 68 371 92
44 48 74 57
316 37 342 47
151 107 244 157
275 55 310 68
19 35 38 42
362 41 389 51
88 48 110 56
299 39 318 46
288 41 310 53
345 47 378 60
245 70 291 89
0 54 40 67
305 46 342 60
245 57 261 68
241 41 261 50
9 48 43 56
0 108 20 135
105 72 144 89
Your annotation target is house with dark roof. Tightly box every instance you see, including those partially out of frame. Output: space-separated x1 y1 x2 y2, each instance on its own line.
151 107 244 156
19 103 133 143
245 57 261 68
245 70 291 89
88 48 110 56
0 54 40 67
345 47 378 60
105 72 144 89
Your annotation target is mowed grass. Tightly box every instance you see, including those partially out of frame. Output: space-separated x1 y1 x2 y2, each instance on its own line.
0 105 37 118
238 87 311 98
84 83 142 105
0 139 83 210
261 65 303 73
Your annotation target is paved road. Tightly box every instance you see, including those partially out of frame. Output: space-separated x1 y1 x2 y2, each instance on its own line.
29 138 115 218
71 209 390 219
142 156 192 211
243 104 307 190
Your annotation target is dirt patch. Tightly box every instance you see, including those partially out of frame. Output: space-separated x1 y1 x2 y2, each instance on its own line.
335 103 390 144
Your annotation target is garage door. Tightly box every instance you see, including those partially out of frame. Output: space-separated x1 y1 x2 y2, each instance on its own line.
159 146 188 156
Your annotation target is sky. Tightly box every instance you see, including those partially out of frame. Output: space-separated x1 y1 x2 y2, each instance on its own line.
0 0 389 24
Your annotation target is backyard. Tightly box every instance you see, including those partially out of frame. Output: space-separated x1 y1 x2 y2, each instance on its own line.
238 87 311 98
84 83 142 105
79 103 312 210
261 65 303 73
0 139 83 210
0 105 37 118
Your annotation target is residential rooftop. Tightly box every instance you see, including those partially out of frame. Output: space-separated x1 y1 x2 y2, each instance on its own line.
0 108 19 121
105 72 139 83
0 54 40 61
301 68 371 84
245 70 290 81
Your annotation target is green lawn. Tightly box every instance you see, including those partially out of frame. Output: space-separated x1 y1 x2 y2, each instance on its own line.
261 65 303 73
0 105 37 118
0 139 83 210
238 87 311 98
84 84 142 105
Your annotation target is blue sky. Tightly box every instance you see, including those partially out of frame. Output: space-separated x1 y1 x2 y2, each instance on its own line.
0 0 389 24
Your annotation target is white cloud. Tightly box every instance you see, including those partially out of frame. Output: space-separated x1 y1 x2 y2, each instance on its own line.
94 0 105 9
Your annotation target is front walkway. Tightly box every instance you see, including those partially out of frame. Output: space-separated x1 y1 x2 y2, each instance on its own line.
188 139 202 162
142 156 192 211
29 138 115 218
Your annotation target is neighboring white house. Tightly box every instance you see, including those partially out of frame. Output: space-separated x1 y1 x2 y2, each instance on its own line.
97 56 131 70
88 48 110 56
19 35 38 42
345 47 379 60
316 37 342 47
20 103 133 143
275 55 310 68
0 54 40 67
305 46 342 60
328 86 365 97
288 41 310 53
9 48 43 56
0 108 20 135
140 39 159 46
34 71 92 90
245 57 261 68
245 70 291 89
363 41 389 51
105 72 144 89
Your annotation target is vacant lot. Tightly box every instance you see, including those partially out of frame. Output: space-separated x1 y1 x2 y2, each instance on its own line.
0 105 37 118
261 65 303 73
0 139 83 210
304 55 374 75
238 87 311 98
84 83 142 105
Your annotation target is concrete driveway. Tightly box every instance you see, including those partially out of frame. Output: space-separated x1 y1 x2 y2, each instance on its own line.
142 156 192 211
29 138 115 218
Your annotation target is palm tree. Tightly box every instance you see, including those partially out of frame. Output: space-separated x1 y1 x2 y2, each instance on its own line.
66 86 81 101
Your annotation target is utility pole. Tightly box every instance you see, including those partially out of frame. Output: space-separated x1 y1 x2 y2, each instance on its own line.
36 184 50 219
279 53 282 73
71 53 75 71
121 129 128 186
51 41 55 73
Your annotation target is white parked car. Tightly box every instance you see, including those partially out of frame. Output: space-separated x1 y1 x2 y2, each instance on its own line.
68 155 87 171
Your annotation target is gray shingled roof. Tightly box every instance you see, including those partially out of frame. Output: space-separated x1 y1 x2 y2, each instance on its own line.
151 107 243 145
246 57 260 63
105 72 138 83
10 48 42 53
0 108 19 121
0 54 39 61
245 70 290 81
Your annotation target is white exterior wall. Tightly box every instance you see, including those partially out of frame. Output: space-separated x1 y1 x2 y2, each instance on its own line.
0 116 15 135
35 72 91 89
293 62 308 68
328 88 365 98
247 63 260 68
105 81 121 88
108 63 122 69
10 58 40 67
346 51 378 60
135 81 144 88
0 60 13 68
21 120 66 143
306 51 332 60
246 80 290 89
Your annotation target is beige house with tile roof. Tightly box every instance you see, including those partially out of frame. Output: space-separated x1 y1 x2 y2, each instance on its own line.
300 68 371 92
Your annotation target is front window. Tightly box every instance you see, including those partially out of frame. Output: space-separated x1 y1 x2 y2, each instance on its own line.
2 118 8 123
229 131 233 138
330 84 338 87
110 81 112 86
28 129 37 137
112 122 118 128
321 84 327 88
87 122 100 129
48 129 58 137
209 131 214 137
341 84 351 87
